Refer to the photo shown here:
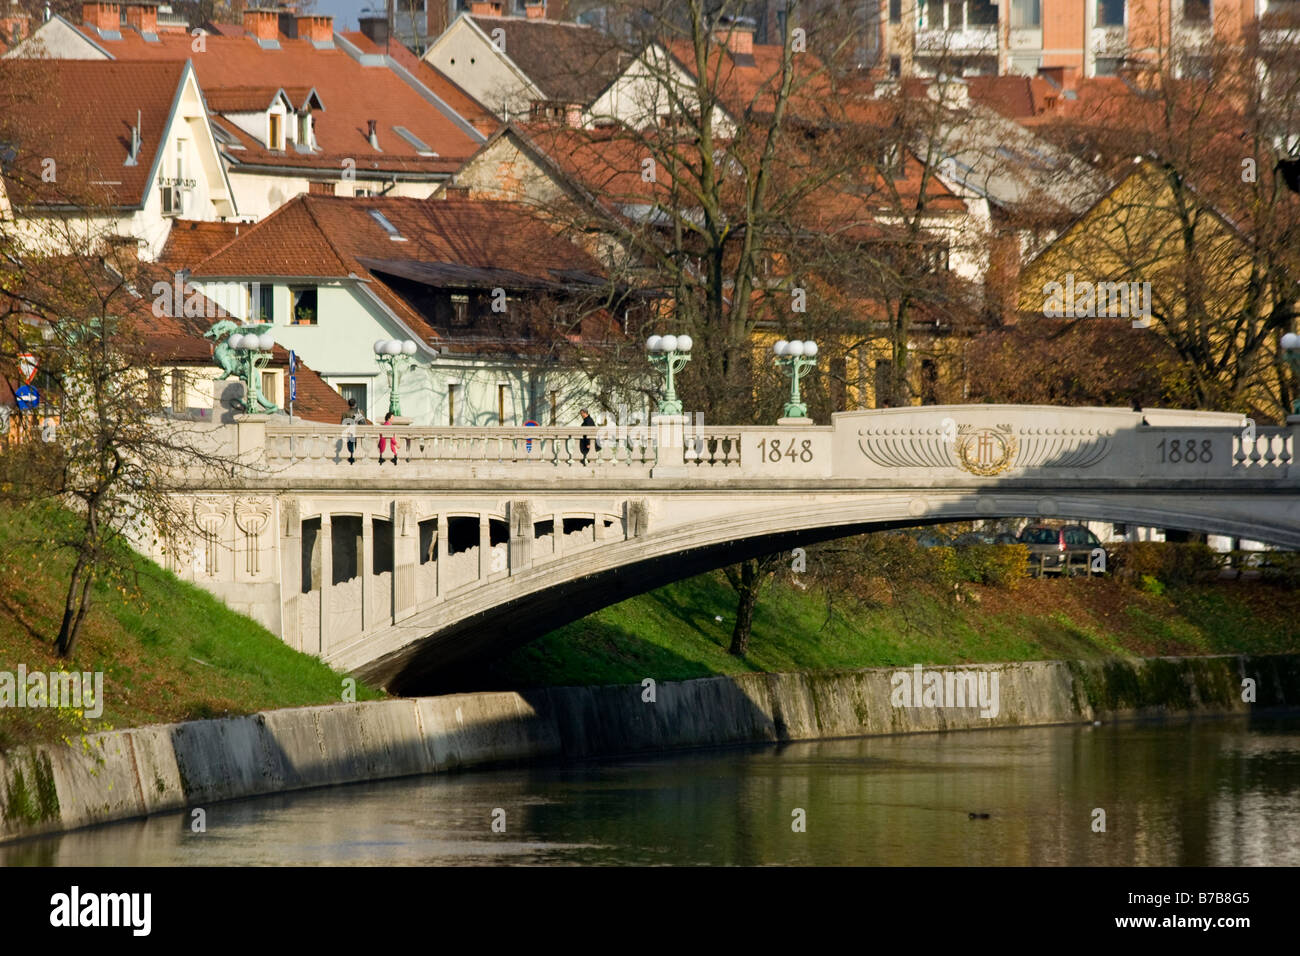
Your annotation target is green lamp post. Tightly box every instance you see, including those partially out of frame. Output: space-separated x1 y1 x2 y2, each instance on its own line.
373 338 418 418
1283 333 1300 416
773 338 818 419
228 330 280 413
646 333 693 415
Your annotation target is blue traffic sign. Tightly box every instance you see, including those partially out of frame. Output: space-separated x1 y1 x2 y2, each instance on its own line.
289 374 297 402
289 350 297 374
14 385 38 410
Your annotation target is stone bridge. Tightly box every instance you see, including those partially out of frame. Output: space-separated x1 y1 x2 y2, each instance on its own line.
164 405 1299 692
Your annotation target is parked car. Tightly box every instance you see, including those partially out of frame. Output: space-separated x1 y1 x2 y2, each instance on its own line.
993 532 1019 545
1018 524 1107 576
953 531 996 548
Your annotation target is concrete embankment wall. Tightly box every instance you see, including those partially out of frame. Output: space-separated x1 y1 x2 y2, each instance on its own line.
3 654 1297 844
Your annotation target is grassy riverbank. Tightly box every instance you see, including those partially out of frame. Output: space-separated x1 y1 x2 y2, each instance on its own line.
0 503 382 751
474 570 1300 689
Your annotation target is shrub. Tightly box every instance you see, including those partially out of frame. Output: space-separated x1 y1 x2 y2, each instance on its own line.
1140 574 1166 596
955 543 1029 589
1110 542 1218 586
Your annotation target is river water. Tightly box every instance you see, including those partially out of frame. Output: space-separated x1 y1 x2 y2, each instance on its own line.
5 716 1299 866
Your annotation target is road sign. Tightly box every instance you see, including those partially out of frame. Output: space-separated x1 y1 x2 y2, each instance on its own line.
289 374 297 402
17 353 37 385
14 385 38 410
289 350 297 374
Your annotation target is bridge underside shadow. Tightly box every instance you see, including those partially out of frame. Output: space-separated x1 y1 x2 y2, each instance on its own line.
354 486 1299 695
376 522 890 695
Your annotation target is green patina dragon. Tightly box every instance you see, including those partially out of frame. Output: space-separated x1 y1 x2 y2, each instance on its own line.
204 319 281 414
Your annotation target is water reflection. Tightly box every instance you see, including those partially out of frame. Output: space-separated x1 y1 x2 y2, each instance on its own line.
5 716 1298 866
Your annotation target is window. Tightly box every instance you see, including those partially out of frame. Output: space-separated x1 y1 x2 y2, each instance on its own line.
921 359 938 405
448 383 462 426
1097 0 1125 27
171 369 188 412
368 209 406 241
889 0 902 23
297 112 311 148
970 0 997 26
874 360 894 408
268 112 283 150
451 294 470 327
1095 56 1122 75
309 181 333 195
1183 0 1211 21
1011 0 1041 27
339 383 367 419
890 55 902 77
261 371 278 405
497 384 511 425
246 282 274 322
393 125 436 156
175 138 186 185
946 1 964 30
147 369 164 408
291 286 317 325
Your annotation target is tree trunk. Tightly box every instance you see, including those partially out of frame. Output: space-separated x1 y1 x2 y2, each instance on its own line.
726 558 771 657
56 551 95 658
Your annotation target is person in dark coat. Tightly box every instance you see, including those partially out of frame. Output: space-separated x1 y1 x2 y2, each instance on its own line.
579 408 596 462
341 398 368 464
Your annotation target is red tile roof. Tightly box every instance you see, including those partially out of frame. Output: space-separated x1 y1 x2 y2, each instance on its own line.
183 194 607 345
158 220 248 268
466 14 630 105
967 75 1063 119
0 58 187 208
61 20 483 176
342 31 500 138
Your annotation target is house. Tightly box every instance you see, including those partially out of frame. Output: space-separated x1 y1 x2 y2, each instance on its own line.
422 1 628 121
0 57 236 260
179 193 635 426
12 3 493 217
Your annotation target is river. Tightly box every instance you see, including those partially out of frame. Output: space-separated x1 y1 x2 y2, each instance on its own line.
4 716 1298 866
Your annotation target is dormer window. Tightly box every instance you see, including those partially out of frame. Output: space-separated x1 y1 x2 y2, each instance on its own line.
297 112 312 149
268 113 283 151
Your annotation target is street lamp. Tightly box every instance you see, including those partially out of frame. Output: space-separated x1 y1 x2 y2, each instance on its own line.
1283 332 1300 416
374 338 418 418
646 333 693 415
773 338 818 420
229 330 278 413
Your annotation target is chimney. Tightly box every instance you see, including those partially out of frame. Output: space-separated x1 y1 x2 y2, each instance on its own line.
469 1 503 16
123 1 157 35
358 12 387 45
243 7 278 41
713 15 755 56
295 13 332 44
525 1 546 19
367 119 380 150
81 1 119 32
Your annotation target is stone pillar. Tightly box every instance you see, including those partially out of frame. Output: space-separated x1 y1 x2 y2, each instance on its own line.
478 514 491 579
508 500 532 573
436 512 448 597
279 496 302 651
394 500 417 619
319 514 332 655
553 510 564 557
362 513 374 633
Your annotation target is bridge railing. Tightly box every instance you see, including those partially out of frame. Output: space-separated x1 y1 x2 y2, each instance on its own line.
258 424 748 472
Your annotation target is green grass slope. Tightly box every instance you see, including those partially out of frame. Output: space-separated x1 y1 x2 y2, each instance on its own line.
0 502 381 751
478 570 1300 689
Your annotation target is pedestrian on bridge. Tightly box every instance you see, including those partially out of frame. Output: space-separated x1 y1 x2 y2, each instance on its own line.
580 408 596 463
341 399 369 465
378 411 399 465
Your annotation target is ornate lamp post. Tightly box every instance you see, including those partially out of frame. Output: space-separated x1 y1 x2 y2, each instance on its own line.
646 333 693 415
228 330 279 413
374 338 418 418
1283 333 1300 417
772 338 818 420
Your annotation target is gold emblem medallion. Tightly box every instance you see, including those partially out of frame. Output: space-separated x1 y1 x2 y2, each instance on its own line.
956 425 1017 476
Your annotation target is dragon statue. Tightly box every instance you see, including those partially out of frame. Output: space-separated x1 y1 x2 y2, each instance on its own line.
204 319 281 414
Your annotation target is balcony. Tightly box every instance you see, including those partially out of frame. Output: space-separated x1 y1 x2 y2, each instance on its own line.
915 24 998 56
